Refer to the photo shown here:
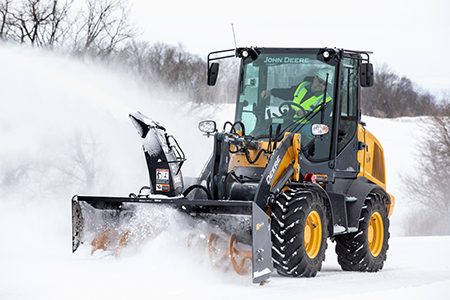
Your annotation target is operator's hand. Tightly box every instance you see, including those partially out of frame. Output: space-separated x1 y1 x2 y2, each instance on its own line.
261 90 271 100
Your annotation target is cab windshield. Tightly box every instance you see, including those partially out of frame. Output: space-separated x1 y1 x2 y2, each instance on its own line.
236 51 336 147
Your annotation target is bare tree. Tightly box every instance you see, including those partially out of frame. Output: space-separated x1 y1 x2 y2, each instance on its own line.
0 0 72 47
72 0 138 56
0 0 137 54
116 42 239 105
361 64 438 118
11 0 71 46
403 104 450 235
56 130 103 192
0 0 13 40
46 0 72 47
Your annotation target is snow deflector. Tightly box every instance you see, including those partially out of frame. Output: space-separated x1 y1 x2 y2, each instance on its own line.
72 195 273 284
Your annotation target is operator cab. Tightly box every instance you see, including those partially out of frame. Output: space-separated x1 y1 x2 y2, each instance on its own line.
207 47 373 183
235 49 336 162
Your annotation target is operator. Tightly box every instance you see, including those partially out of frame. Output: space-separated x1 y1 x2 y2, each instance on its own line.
261 68 333 121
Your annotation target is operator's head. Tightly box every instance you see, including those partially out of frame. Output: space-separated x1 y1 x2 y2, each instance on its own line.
312 68 333 92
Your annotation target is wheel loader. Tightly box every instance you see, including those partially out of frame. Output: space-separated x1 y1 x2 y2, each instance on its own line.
72 47 395 284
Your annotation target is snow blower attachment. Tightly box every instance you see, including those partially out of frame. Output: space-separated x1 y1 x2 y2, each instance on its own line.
72 112 273 284
128 112 185 197
73 47 396 284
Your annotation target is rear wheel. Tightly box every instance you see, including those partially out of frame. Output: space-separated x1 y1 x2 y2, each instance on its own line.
271 189 328 277
335 192 390 272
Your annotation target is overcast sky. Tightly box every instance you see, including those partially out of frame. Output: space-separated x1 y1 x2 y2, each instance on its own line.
131 0 450 97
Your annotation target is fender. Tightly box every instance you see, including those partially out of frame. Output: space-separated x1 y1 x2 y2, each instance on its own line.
345 176 390 230
287 182 334 237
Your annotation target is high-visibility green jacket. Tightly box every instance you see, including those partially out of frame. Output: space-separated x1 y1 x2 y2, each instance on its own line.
271 81 332 122
292 82 332 121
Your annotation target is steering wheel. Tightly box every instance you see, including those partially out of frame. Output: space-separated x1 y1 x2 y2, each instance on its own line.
277 101 306 118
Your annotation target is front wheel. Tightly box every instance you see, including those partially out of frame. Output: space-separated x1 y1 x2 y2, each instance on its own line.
335 192 390 272
271 189 328 277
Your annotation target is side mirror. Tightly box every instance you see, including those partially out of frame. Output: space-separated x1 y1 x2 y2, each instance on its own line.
311 124 329 136
359 63 374 87
207 63 219 86
199 120 217 137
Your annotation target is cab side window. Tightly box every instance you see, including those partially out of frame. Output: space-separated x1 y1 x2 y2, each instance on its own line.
338 58 358 153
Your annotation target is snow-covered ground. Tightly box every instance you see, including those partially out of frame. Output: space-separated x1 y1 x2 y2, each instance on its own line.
0 44 449 299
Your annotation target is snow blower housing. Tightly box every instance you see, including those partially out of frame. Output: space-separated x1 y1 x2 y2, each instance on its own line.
72 112 273 284
72 47 395 285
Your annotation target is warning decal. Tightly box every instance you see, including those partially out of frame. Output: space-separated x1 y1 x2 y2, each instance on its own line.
170 164 182 188
156 184 170 192
156 169 169 184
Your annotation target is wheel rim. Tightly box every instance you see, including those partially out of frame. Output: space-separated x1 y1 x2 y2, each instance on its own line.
304 211 322 259
368 212 384 257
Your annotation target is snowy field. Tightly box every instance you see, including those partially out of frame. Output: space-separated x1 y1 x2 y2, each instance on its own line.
1 44 449 299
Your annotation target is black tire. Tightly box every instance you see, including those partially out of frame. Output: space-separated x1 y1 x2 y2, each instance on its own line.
271 188 328 277
335 192 390 272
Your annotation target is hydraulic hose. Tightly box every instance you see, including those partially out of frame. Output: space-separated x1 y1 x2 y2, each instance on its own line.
182 184 213 200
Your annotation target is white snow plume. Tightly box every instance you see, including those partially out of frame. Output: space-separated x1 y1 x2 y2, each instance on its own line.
79 201 255 273
0 43 234 267
0 44 145 198
0 43 235 197
78 204 187 257
75 202 252 289
0 44 142 258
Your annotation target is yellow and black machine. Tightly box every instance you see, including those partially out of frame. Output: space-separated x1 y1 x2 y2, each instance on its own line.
72 47 395 284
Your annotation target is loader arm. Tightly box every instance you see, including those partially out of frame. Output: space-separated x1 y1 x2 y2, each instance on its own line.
253 133 301 210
